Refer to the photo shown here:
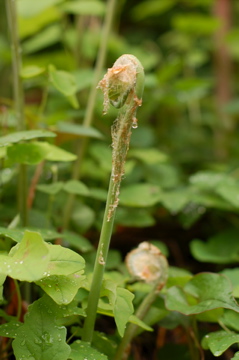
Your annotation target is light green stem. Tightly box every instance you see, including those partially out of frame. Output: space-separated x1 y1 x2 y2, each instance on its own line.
82 176 116 342
6 0 28 227
82 55 144 343
63 0 117 230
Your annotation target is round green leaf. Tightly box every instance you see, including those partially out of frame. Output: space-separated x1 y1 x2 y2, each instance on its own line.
165 273 239 315
2 231 50 282
202 330 239 357
120 184 161 207
12 296 71 360
190 229 239 264
37 182 64 195
49 65 77 96
7 142 48 164
21 65 46 78
63 180 89 196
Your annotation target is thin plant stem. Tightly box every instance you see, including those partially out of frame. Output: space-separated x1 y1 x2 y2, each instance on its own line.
6 0 28 227
62 0 117 230
82 55 144 343
82 177 116 342
13 279 22 321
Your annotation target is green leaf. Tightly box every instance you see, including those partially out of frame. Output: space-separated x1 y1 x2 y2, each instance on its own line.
216 178 239 208
189 171 225 190
12 296 71 360
0 227 26 243
120 184 161 207
202 330 239 357
5 141 76 164
66 94 79 109
190 171 239 209
0 130 55 147
220 309 239 332
0 146 6 158
190 229 239 264
7 142 48 165
172 14 220 35
62 231 94 252
0 231 50 281
115 208 155 227
19 8 60 40
18 0 62 17
69 340 108 360
89 143 112 172
49 65 77 96
232 352 239 360
23 24 61 54
36 272 85 305
36 243 85 304
128 148 168 164
132 0 176 21
129 315 153 332
100 280 134 337
160 189 190 213
167 266 192 288
165 273 239 315
63 180 89 196
45 243 85 276
114 287 135 337
56 121 104 140
221 268 239 297
41 142 77 162
0 227 61 243
21 65 46 78
60 0 105 16
37 182 64 195
0 320 22 338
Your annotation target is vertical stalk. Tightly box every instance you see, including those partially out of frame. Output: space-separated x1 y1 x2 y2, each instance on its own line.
213 0 232 160
6 0 27 226
63 0 118 230
82 55 144 343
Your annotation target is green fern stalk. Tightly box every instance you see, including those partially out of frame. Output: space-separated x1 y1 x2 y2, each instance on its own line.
82 54 145 343
6 0 28 226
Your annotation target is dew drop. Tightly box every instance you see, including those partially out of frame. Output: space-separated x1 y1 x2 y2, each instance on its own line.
34 338 42 344
20 339 26 346
132 118 138 129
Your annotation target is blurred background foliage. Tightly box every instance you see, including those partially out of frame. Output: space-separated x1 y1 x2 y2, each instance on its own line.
1 0 239 269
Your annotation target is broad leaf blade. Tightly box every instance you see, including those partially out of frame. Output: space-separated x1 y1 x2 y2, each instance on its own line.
49 65 77 96
7 142 48 165
63 180 89 196
6 231 50 281
36 272 85 305
165 273 239 315
202 330 239 357
45 243 85 276
0 130 55 147
12 296 71 360
120 184 161 207
69 340 108 360
190 229 239 264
